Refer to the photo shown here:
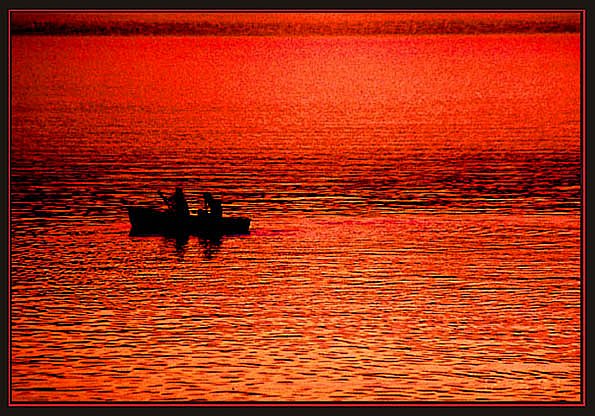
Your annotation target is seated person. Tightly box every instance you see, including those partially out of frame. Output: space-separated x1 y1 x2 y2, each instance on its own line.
203 192 223 219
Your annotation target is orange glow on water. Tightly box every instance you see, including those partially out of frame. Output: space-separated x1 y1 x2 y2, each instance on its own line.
10 11 581 403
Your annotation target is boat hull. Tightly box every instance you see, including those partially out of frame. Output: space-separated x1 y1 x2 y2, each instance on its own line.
127 206 250 237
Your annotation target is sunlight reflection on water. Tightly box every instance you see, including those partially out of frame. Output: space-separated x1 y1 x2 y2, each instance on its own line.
10 33 581 402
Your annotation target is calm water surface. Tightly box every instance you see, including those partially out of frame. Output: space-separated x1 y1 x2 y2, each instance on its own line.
10 34 581 402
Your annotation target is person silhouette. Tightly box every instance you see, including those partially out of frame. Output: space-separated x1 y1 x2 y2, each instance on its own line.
203 192 222 219
170 187 190 218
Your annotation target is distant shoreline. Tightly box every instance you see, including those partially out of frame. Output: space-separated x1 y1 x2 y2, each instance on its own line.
10 19 580 36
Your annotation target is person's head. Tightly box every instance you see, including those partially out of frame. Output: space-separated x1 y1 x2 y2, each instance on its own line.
175 187 183 194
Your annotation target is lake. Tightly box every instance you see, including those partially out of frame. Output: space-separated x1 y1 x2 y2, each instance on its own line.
10 32 581 402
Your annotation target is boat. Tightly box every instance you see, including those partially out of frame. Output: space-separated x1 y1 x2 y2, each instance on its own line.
127 206 251 237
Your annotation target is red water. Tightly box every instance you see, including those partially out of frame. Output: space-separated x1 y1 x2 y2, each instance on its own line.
10 26 581 403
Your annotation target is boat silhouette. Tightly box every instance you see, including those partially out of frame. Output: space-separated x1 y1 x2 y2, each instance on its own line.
126 189 250 237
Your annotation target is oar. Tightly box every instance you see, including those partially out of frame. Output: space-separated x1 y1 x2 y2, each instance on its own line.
158 190 173 210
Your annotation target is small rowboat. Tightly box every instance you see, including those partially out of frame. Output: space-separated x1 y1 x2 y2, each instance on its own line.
127 206 251 237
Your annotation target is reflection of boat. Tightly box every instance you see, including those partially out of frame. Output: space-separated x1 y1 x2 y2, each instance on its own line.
127 206 251 237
